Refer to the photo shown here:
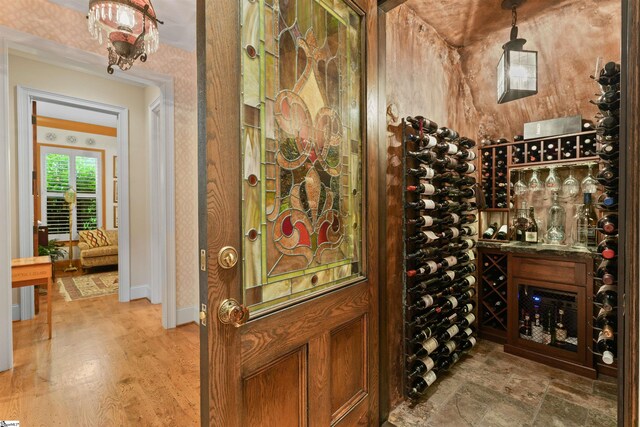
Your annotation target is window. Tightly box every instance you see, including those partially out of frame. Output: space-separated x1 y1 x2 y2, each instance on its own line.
40 146 102 239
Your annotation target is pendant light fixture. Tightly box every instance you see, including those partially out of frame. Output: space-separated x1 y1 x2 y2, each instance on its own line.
87 0 164 74
497 0 538 104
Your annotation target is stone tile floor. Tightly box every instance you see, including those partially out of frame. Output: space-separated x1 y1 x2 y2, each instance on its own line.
388 340 617 427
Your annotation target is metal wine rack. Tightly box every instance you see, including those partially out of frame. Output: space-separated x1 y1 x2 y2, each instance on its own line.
402 118 479 401
590 61 620 375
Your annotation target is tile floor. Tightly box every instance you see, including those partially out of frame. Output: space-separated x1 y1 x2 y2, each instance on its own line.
388 340 617 427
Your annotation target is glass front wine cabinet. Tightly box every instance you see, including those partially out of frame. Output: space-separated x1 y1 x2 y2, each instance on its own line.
517 284 578 353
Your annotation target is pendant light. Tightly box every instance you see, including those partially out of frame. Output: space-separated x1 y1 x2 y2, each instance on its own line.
87 0 164 74
497 0 538 104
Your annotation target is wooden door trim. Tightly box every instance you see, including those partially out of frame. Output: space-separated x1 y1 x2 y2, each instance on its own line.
621 0 639 425
198 0 243 425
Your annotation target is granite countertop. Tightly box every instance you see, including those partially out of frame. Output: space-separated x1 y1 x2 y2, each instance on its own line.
477 240 596 259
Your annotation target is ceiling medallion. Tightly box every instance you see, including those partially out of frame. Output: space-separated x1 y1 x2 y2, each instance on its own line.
87 0 164 74
86 138 96 145
66 135 78 144
45 132 57 141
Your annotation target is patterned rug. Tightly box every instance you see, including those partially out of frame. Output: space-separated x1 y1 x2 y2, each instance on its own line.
57 271 119 302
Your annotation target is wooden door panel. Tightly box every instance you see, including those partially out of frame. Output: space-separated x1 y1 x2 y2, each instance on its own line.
330 315 367 421
243 348 307 427
241 283 369 375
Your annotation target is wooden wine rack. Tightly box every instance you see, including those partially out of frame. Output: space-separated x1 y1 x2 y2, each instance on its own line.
478 249 508 343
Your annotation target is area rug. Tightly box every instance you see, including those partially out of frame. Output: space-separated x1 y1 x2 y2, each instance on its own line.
57 272 119 302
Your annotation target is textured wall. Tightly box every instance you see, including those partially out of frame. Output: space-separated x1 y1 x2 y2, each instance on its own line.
460 0 621 140
0 0 199 311
384 4 479 411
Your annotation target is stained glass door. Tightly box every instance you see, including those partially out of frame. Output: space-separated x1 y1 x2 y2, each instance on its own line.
241 0 364 314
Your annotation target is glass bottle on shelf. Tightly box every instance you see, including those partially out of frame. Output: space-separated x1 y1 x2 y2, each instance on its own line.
556 307 568 343
545 166 562 194
573 204 588 248
584 193 599 247
528 170 542 192
514 201 529 242
546 193 566 245
562 166 580 198
525 207 539 243
581 164 598 194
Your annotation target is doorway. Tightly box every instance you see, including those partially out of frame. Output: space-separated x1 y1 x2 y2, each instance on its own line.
0 35 178 372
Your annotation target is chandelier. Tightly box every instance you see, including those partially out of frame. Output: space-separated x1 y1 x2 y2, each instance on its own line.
87 0 163 74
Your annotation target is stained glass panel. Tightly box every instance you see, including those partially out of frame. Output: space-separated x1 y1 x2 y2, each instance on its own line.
241 0 363 313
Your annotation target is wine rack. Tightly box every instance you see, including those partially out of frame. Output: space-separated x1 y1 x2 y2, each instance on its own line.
480 144 509 210
478 249 508 343
590 61 620 374
509 131 597 166
402 117 479 400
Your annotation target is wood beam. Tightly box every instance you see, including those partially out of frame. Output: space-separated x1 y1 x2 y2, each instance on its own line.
378 0 408 13
36 116 117 137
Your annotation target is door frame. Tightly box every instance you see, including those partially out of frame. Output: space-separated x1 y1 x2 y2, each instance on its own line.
0 27 178 371
16 85 131 314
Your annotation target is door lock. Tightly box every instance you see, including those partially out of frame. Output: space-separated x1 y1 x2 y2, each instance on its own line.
218 298 249 327
218 246 238 269
199 303 207 326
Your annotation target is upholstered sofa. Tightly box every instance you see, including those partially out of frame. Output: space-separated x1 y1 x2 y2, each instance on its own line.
78 229 119 269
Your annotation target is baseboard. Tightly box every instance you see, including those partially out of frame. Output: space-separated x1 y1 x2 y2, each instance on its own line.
12 304 20 321
177 306 198 326
130 284 151 301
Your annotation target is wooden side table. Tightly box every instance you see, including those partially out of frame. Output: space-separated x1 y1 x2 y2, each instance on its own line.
11 256 53 339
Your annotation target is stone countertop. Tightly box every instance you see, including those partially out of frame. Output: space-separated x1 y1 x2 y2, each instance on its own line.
477 240 596 259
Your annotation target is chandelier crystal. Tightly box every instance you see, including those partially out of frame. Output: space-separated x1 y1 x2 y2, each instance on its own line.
88 0 163 74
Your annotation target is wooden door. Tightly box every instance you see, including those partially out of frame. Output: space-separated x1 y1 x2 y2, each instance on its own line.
197 0 379 425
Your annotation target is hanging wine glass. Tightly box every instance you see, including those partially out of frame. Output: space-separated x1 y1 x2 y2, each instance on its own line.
581 164 598 194
563 166 580 198
514 170 528 196
528 169 542 192
545 166 562 194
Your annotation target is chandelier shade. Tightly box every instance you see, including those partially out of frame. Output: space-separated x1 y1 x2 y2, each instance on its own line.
88 0 163 74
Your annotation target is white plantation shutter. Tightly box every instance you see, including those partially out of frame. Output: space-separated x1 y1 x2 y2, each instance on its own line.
41 147 102 239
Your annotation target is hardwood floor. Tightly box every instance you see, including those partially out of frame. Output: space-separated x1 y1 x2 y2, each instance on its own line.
0 285 200 425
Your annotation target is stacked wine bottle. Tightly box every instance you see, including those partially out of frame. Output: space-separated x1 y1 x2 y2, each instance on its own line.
591 61 620 367
403 116 479 400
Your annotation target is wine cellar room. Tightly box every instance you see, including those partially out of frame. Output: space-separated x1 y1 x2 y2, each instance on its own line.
381 0 625 426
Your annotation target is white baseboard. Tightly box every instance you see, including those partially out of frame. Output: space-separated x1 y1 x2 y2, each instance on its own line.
12 304 19 321
177 306 198 326
130 284 151 301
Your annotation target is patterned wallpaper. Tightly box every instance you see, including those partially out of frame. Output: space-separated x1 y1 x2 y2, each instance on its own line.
0 0 199 310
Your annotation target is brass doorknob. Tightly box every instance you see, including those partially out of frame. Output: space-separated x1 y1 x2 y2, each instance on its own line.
218 298 249 327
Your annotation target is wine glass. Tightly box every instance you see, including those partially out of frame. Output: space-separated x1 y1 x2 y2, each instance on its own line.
514 170 528 196
545 166 561 194
563 166 580 198
581 164 598 194
528 170 542 192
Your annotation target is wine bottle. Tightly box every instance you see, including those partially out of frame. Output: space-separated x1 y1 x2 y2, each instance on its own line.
409 293 438 311
514 134 524 141
595 308 617 331
406 230 440 246
495 225 509 240
460 225 477 237
455 335 477 353
593 61 621 88
407 215 446 228
455 162 476 175
438 323 461 342
445 238 476 252
406 116 438 134
406 183 441 196
525 208 538 243
545 142 559 161
429 340 458 360
434 141 459 156
440 250 475 269
408 133 438 149
407 369 439 399
597 192 618 210
595 284 618 312
597 214 618 236
597 116 620 136
453 176 477 187
408 149 439 164
592 89 620 113
596 259 617 285
458 312 476 329
596 329 616 365
436 127 459 140
440 227 462 240
431 172 460 185
597 140 619 162
483 223 498 239
458 137 476 149
406 355 435 380
597 238 618 259
406 260 440 278
406 337 439 364
455 149 477 161
407 164 436 179
596 166 619 189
